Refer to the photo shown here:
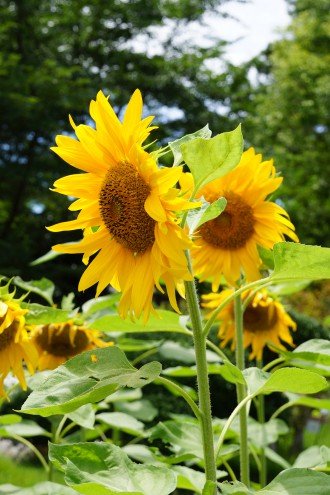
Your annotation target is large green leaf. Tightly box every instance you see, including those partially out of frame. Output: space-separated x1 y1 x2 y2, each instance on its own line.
168 124 212 167
91 310 190 334
150 420 203 459
244 367 328 396
67 404 95 430
0 419 50 438
49 442 176 495
270 243 330 281
21 347 162 417
96 412 146 437
219 469 330 494
293 445 330 469
259 367 328 395
180 125 243 191
116 399 158 422
186 197 227 234
271 339 330 376
0 482 77 495
13 276 55 305
22 303 71 325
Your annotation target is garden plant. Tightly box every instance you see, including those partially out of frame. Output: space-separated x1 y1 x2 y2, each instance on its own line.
0 89 329 495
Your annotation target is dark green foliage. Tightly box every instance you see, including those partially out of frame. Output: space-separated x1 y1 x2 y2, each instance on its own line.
0 0 239 301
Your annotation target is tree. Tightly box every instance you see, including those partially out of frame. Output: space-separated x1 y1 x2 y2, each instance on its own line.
244 0 330 246
0 0 242 299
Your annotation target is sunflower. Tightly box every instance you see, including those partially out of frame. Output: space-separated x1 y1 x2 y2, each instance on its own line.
184 148 298 289
202 289 296 360
0 299 38 399
48 90 196 323
29 321 112 370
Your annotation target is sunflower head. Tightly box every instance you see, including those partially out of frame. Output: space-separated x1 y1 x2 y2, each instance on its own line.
202 288 296 361
185 148 299 290
48 90 197 323
29 320 112 370
0 297 38 399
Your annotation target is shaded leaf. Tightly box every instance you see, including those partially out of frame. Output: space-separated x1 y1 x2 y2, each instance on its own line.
21 347 161 417
23 303 71 325
0 482 76 495
49 442 176 495
186 197 227 234
96 412 146 436
13 276 55 305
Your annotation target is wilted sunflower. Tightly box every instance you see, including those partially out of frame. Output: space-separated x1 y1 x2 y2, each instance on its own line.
202 289 296 360
0 299 38 398
183 148 298 289
48 90 196 323
30 321 112 370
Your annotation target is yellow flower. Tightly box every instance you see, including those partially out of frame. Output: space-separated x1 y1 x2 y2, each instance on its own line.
29 321 112 370
202 289 296 360
185 148 298 289
0 300 38 399
48 90 196 323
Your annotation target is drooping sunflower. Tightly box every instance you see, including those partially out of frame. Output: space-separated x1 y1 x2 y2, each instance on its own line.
29 321 112 370
183 148 299 289
0 299 38 398
48 90 197 323
202 289 296 360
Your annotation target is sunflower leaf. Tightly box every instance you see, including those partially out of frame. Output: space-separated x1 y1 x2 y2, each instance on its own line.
13 276 55 305
180 125 243 191
186 197 227 234
21 347 162 417
169 124 212 167
270 242 330 281
49 442 176 495
0 482 77 495
257 367 328 395
22 302 71 325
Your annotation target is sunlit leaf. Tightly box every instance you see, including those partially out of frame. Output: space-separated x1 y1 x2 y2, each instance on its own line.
181 125 243 191
0 419 50 438
186 197 227 234
0 482 77 494
270 243 330 282
21 347 162 417
67 404 95 430
49 442 176 495
22 303 71 325
258 367 327 395
169 124 212 167
293 445 330 469
259 468 330 494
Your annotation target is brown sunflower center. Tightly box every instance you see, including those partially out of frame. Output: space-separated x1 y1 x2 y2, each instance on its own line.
99 162 156 254
35 323 89 357
243 303 278 333
199 191 255 250
0 321 17 351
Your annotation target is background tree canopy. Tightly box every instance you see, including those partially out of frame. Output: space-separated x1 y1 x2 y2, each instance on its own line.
0 0 329 302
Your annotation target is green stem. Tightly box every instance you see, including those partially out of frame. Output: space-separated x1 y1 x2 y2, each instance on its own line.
205 338 231 362
269 401 293 421
10 433 49 473
256 359 267 488
131 348 159 366
234 294 250 487
262 357 285 372
157 376 201 419
222 459 237 482
184 252 217 492
215 393 255 458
